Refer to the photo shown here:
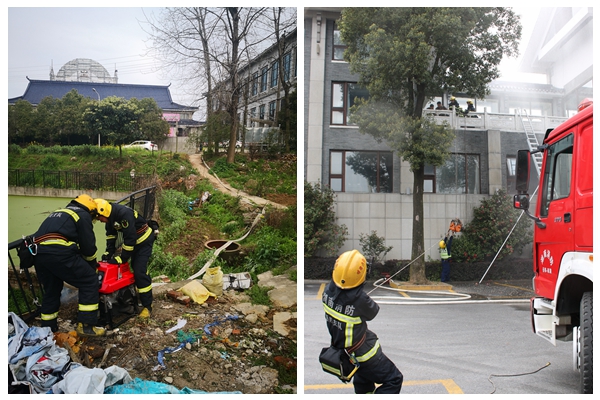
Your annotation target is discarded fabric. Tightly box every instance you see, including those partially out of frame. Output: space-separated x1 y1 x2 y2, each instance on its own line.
203 315 240 336
165 318 187 333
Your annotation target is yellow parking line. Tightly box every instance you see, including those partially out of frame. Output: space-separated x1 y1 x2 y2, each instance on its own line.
304 379 463 393
316 283 325 299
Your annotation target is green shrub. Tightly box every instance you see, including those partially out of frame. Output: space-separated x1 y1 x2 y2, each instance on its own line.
247 226 296 272
25 144 46 154
359 230 393 264
40 155 60 170
451 189 533 263
304 180 348 257
148 244 191 281
9 144 22 155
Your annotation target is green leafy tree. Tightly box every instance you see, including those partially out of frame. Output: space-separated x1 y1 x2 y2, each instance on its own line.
83 96 168 157
203 111 232 154
338 7 521 283
452 189 532 263
32 97 60 145
8 100 35 145
130 97 170 149
55 90 93 145
304 180 348 257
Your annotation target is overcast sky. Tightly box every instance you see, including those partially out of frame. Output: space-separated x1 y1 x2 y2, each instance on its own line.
7 6 543 106
7 7 179 101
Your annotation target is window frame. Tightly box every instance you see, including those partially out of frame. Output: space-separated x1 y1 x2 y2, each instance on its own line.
260 66 268 92
332 23 347 61
329 150 394 193
251 72 258 96
271 60 279 88
424 153 481 194
330 82 367 126
268 101 277 121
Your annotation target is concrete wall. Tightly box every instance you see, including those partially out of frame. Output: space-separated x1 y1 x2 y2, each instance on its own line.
8 187 130 202
335 192 488 262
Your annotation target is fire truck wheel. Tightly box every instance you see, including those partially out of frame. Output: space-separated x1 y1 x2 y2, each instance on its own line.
579 291 593 394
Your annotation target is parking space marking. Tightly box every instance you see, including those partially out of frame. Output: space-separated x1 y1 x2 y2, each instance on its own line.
304 379 463 393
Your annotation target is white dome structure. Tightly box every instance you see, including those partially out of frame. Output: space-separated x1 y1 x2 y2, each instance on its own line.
51 58 118 84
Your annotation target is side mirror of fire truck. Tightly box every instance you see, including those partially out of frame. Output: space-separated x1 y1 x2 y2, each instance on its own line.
513 194 529 210
515 149 530 193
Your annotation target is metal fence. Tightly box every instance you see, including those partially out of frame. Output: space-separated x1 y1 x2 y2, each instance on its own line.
8 169 155 193
7 186 157 323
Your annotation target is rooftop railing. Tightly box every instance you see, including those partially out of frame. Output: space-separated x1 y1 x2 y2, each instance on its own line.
424 109 568 133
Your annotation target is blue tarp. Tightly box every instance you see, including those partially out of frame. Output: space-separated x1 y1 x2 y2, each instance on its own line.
105 377 242 394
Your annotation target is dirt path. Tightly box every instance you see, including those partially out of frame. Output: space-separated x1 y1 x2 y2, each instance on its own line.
188 154 286 209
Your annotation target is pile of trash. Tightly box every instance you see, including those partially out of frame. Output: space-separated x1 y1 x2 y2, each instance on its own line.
8 312 242 394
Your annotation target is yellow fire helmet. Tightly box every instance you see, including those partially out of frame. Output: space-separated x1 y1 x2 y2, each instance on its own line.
467 100 473 104
332 249 367 289
450 96 456 101
439 240 446 249
73 194 97 215
94 198 112 219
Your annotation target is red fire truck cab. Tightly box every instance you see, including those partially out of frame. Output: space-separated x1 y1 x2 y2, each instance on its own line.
513 99 593 394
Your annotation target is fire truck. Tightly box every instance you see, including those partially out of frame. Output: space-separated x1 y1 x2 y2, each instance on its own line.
513 99 593 394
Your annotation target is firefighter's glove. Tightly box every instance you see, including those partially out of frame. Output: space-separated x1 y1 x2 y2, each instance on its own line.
108 256 122 265
101 252 112 261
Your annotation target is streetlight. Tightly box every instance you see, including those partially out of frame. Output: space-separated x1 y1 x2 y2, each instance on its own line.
92 88 101 147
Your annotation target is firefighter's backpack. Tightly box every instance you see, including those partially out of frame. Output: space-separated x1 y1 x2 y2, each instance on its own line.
319 346 359 382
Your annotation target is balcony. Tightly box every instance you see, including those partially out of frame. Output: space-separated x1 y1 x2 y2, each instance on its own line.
424 109 568 133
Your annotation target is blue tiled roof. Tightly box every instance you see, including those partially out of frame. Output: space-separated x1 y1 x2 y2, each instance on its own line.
8 79 196 112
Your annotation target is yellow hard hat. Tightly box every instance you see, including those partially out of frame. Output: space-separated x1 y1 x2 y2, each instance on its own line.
467 100 473 104
439 240 446 249
73 194 97 215
332 250 367 289
94 198 112 218
450 96 456 101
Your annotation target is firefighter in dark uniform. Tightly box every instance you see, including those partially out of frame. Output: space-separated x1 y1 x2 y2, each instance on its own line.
322 250 404 394
94 199 155 318
33 194 105 337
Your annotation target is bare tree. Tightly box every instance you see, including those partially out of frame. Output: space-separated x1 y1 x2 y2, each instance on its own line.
144 7 276 162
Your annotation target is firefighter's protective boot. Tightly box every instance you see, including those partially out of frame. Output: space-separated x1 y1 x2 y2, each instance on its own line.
139 306 152 319
76 322 106 337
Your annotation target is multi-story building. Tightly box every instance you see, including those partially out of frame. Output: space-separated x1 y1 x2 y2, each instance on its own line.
304 7 592 260
208 28 297 147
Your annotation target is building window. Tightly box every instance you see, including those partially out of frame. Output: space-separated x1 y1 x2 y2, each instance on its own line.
250 107 256 125
333 23 347 61
251 72 258 96
283 52 291 82
271 61 279 88
260 66 268 92
331 82 369 126
540 134 573 217
259 104 265 120
268 101 276 121
424 164 436 193
424 154 481 194
330 151 393 193
506 156 516 193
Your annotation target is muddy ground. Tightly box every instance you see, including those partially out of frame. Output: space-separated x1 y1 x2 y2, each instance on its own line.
11 153 299 393
43 278 297 394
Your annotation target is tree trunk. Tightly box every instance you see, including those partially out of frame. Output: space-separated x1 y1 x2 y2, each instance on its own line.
410 165 428 283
